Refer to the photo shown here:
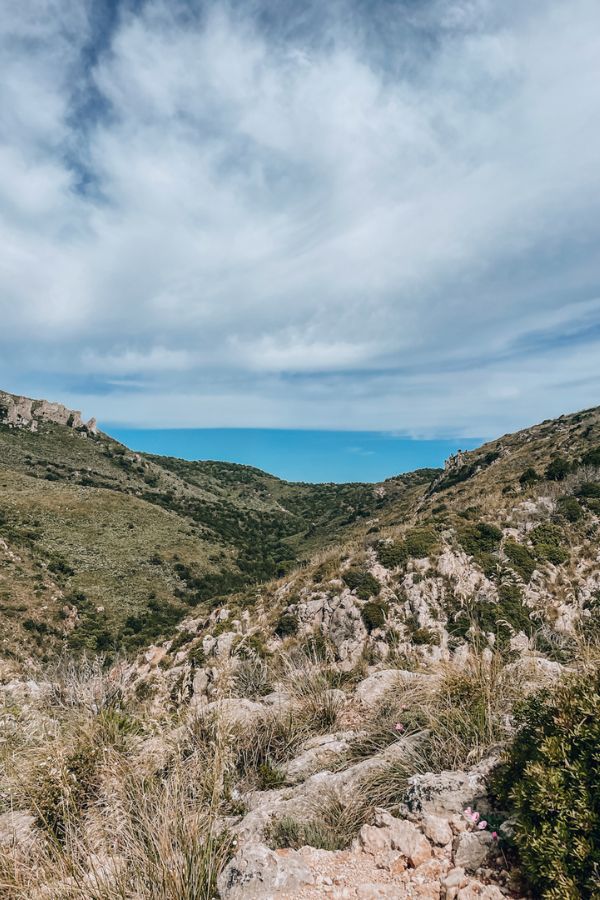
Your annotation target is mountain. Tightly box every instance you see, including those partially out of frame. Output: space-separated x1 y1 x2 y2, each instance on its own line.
1 390 600 898
0 389 435 659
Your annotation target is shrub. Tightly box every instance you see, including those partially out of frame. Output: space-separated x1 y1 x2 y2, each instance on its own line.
504 540 536 582
376 540 408 569
581 446 600 467
458 523 503 556
361 601 387 633
530 524 569 565
519 467 539 486
557 496 584 523
376 528 438 569
578 482 600 499
343 567 380 600
403 527 438 558
492 672 600 898
275 612 298 638
545 456 570 481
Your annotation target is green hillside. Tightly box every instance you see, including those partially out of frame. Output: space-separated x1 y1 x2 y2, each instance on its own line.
0 401 435 659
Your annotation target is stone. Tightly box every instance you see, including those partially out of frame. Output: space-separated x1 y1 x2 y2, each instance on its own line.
406 769 489 818
198 698 266 728
453 832 493 873
354 669 402 705
0 810 36 850
386 818 432 867
457 883 505 899
423 814 453 845
217 843 315 898
357 823 392 855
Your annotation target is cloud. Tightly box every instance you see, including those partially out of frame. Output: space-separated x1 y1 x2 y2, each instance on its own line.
0 0 599 437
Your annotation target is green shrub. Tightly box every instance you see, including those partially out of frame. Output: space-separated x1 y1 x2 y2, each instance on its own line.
411 626 440 646
581 446 600 467
343 567 380 600
557 496 584 522
376 540 408 569
458 522 503 556
361 601 387 633
275 612 298 638
530 524 569 565
504 540 536 582
578 482 600 499
475 552 500 579
403 527 438 558
545 456 570 481
492 672 600 898
519 467 539 486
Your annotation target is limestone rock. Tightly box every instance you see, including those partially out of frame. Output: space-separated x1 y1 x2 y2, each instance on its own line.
453 832 493 872
423 814 453 846
217 843 315 899
0 810 37 850
406 768 489 818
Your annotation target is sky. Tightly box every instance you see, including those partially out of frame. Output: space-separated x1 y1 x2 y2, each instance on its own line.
109 427 480 482
1 0 600 446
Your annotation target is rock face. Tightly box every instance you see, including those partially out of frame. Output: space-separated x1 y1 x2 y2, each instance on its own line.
0 390 97 434
219 808 515 899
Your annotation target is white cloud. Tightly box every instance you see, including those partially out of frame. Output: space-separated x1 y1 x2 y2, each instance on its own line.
0 0 599 436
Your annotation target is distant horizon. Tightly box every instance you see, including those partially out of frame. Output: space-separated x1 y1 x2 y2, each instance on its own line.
107 426 482 483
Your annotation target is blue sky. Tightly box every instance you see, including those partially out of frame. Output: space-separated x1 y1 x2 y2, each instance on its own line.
1 0 600 446
109 427 481 482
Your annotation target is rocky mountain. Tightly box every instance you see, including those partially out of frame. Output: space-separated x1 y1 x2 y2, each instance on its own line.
1 394 599 899
0 390 435 659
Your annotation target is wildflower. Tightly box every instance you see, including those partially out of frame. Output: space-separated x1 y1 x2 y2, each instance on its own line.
491 831 498 841
394 722 404 732
463 807 473 820
477 820 487 830
471 811 480 823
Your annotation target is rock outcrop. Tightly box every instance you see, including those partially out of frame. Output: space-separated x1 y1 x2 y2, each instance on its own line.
0 390 97 434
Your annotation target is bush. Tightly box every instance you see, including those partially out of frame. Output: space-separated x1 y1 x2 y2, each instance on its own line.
493 672 600 898
578 482 600 499
458 522 503 556
530 523 569 566
343 567 380 600
404 527 438 558
376 528 438 569
519 467 539 486
581 446 600 467
504 540 536 582
376 540 408 569
545 456 570 481
557 496 584 523
275 612 298 638
361 601 387 633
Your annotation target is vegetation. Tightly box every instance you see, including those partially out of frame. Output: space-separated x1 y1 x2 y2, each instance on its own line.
458 522 503 556
493 672 600 898
342 567 381 600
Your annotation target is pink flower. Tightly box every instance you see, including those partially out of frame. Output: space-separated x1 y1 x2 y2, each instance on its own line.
394 722 404 732
471 811 480 823
463 807 473 820
477 821 488 830
491 832 498 841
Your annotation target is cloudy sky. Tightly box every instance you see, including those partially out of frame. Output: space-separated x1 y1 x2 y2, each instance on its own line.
1 0 600 438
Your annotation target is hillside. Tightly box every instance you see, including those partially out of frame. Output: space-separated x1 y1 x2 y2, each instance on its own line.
1 395 600 898
0 390 435 659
